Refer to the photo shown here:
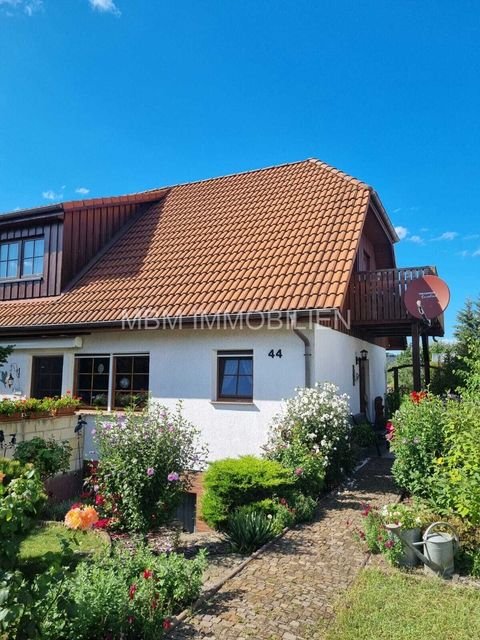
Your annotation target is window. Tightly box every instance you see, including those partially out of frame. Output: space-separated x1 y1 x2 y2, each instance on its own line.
113 355 149 409
217 351 253 401
0 242 19 279
74 354 150 410
31 356 64 398
0 237 44 280
22 238 45 276
75 356 110 408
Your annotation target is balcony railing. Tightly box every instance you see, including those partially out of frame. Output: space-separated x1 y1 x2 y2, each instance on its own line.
347 266 437 325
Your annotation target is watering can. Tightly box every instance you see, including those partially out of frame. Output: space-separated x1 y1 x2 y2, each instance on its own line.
421 522 459 578
386 521 459 579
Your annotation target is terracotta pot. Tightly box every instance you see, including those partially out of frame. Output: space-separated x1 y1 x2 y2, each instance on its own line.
27 411 50 420
54 407 76 416
0 412 23 422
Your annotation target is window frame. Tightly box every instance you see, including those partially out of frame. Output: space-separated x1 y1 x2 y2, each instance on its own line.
73 353 150 411
216 350 254 402
31 355 64 399
0 236 45 281
111 354 150 410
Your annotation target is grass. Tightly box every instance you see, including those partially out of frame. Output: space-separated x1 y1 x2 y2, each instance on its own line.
322 568 480 640
19 522 108 574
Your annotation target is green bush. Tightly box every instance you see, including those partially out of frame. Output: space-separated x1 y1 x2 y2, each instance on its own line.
26 544 207 640
92 403 208 532
350 422 377 448
390 393 446 497
390 393 480 526
223 509 276 554
14 437 72 480
0 459 46 569
201 455 296 529
287 491 317 523
243 498 295 533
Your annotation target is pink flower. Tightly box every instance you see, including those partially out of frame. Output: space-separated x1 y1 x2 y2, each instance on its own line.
146 467 155 477
384 539 394 549
294 467 303 476
129 584 137 600
143 569 153 579
167 471 179 482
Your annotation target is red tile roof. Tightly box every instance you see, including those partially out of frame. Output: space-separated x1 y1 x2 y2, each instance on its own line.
0 159 385 331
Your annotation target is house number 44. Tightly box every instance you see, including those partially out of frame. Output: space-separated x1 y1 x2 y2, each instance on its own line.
268 349 283 359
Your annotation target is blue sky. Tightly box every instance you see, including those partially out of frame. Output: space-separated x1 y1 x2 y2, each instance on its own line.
0 0 479 337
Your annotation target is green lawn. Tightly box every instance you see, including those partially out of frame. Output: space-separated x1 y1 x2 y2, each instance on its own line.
19 522 108 574
323 568 480 640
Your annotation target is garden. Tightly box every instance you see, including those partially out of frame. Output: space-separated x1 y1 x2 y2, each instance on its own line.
1 381 360 639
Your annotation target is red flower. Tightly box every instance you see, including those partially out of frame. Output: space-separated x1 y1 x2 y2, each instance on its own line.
151 598 158 610
93 518 111 530
162 619 172 631
360 503 372 517
129 584 137 600
95 494 105 506
143 569 153 579
127 616 135 625
279 498 287 506
71 502 83 509
384 539 394 549
81 491 92 499
410 391 427 404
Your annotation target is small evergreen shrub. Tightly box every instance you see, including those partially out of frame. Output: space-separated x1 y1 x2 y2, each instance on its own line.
201 456 296 529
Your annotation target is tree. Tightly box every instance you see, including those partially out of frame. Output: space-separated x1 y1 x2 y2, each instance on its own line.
454 296 480 355
0 345 12 368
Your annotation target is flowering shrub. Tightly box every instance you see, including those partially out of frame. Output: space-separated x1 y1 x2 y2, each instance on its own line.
265 382 353 489
91 403 208 533
355 504 403 566
38 544 207 640
201 455 296 530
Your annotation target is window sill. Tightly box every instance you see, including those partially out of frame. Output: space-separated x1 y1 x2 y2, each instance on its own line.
210 400 256 406
0 276 43 284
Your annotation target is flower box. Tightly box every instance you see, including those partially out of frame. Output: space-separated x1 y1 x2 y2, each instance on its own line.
0 412 23 422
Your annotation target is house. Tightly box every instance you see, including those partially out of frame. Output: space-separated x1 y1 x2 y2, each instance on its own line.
0 159 443 520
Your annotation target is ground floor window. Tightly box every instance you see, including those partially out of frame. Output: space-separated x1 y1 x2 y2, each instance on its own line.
31 355 64 398
74 354 149 409
217 350 253 401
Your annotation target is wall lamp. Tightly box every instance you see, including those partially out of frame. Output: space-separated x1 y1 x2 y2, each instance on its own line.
356 349 368 364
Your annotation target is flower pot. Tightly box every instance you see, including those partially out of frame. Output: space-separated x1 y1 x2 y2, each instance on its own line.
398 527 422 567
0 412 23 422
27 411 50 420
54 407 76 416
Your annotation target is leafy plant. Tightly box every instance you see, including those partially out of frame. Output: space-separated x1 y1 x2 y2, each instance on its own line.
223 508 276 554
265 382 353 489
201 455 296 530
350 422 377 448
92 403 208 532
14 437 72 480
0 459 46 569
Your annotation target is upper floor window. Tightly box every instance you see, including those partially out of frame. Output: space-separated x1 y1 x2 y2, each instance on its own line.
217 350 253 401
0 237 44 280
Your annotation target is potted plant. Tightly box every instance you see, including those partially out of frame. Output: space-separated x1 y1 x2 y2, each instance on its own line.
23 397 49 420
381 503 424 566
0 398 24 422
51 393 81 416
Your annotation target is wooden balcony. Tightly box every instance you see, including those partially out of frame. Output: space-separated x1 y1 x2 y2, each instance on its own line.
346 266 444 337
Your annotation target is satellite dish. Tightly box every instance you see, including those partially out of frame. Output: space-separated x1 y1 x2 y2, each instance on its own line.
404 275 450 320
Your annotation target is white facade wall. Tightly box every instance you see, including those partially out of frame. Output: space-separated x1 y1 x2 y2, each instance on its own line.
313 325 387 419
2 323 387 462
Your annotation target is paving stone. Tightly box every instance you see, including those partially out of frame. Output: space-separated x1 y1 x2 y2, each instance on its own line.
171 458 398 640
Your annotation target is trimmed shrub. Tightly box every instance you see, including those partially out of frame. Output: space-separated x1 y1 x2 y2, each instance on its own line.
201 456 296 529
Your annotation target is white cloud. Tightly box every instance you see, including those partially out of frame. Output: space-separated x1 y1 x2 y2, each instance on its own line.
394 225 408 240
42 189 63 201
88 0 121 15
435 231 458 241
0 0 43 15
473 248 480 257
409 235 424 245
465 233 480 240
75 187 90 195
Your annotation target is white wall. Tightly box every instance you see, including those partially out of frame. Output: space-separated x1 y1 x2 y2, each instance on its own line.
313 325 386 419
80 326 307 462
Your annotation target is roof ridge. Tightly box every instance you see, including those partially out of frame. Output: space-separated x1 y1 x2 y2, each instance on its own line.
306 158 371 190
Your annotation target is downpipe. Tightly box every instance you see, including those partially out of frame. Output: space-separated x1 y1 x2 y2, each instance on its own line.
292 327 312 388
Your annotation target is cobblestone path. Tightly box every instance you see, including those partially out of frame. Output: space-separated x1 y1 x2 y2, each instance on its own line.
171 457 399 640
